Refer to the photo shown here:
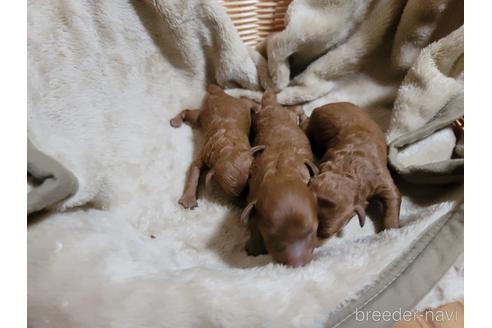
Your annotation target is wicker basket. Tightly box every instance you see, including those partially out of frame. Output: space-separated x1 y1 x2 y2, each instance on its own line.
219 0 292 46
219 0 464 136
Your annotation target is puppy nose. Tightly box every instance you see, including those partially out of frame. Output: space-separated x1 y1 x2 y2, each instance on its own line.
285 256 308 268
284 242 310 267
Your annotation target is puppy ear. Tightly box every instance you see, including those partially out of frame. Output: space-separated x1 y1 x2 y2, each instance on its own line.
240 201 256 225
304 160 319 177
354 205 366 227
250 145 266 156
205 169 215 193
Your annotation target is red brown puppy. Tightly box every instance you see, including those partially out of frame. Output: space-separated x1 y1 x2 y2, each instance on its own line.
241 89 319 267
305 102 401 238
170 85 263 209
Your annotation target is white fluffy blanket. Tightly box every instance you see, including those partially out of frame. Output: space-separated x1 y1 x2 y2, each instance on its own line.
27 0 463 326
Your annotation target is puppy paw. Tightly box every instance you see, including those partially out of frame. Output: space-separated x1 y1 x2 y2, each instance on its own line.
245 239 267 256
170 116 183 128
178 195 197 209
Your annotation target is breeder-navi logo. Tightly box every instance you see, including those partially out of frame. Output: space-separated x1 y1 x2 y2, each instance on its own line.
355 307 459 322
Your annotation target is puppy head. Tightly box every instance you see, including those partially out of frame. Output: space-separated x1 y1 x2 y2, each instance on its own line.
310 172 365 238
241 180 318 267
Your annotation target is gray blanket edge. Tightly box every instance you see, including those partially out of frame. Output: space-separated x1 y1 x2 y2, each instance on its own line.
27 139 78 215
388 93 464 184
328 201 464 328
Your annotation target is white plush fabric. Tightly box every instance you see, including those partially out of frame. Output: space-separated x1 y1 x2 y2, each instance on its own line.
387 25 463 166
27 0 463 326
229 0 463 166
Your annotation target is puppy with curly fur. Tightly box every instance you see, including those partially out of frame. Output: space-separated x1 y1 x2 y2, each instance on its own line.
305 102 401 238
241 89 319 267
170 85 263 209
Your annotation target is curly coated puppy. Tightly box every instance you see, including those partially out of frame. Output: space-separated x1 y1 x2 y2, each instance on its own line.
305 102 401 238
170 85 263 209
241 89 319 267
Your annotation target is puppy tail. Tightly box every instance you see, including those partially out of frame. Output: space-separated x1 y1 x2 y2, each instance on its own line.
261 89 277 107
207 84 223 94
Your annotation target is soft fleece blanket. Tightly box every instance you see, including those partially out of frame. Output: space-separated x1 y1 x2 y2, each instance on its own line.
27 0 463 327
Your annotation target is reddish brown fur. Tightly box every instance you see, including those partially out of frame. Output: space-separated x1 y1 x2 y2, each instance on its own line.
241 90 318 267
305 102 401 238
170 85 259 209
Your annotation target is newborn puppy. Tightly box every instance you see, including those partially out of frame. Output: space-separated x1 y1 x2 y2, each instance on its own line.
170 84 263 209
241 89 319 267
305 102 401 238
